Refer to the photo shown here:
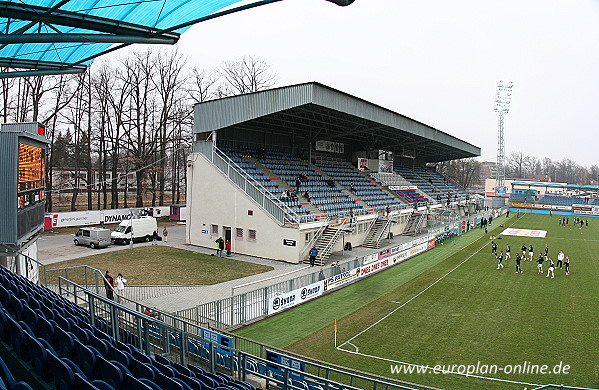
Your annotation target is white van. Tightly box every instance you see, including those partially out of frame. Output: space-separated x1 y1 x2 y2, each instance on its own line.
111 216 158 245
74 227 111 249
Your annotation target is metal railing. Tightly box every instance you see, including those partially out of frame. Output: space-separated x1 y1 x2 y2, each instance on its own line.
174 232 439 330
52 276 435 390
317 219 350 261
196 141 310 225
300 218 330 259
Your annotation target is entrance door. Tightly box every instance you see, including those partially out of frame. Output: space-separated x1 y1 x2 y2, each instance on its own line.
223 226 232 243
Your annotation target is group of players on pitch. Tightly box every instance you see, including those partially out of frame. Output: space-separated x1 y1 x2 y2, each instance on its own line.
491 241 570 278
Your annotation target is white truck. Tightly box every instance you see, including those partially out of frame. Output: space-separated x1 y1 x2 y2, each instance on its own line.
111 216 158 245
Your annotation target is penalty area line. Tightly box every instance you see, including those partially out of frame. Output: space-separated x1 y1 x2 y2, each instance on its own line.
337 240 487 349
336 348 543 387
337 215 521 350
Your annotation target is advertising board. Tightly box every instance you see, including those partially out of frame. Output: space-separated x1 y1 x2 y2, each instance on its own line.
268 280 325 315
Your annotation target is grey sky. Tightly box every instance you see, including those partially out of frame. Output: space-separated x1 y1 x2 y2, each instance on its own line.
114 0 599 167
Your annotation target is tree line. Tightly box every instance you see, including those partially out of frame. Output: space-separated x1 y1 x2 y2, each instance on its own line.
1 50 275 211
437 152 599 190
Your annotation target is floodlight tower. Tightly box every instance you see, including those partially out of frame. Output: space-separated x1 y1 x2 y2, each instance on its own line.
494 80 513 194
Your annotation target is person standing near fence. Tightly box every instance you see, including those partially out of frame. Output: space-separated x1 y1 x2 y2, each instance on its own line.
104 271 114 300
115 273 127 296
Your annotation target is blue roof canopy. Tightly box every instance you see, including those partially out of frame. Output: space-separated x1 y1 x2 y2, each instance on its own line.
0 0 354 78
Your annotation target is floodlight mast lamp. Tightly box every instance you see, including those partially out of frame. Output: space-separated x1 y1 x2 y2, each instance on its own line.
494 80 513 193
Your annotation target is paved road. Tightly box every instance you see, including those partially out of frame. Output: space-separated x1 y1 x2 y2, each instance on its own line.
37 223 189 264
36 222 312 310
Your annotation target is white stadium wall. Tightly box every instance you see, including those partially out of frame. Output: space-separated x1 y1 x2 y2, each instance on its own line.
186 153 302 263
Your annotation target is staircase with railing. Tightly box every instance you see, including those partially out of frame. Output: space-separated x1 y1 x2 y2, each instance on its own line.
303 220 351 266
195 141 309 225
363 217 393 249
403 211 425 236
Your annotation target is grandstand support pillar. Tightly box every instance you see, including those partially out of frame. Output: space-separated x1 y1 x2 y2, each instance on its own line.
283 366 290 390
240 353 247 381
109 304 119 341
163 327 171 355
89 297 96 327
142 320 150 354
209 342 216 373
180 331 187 366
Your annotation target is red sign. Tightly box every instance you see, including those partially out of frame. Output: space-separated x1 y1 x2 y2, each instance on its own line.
37 125 45 136
427 240 436 249
360 259 390 276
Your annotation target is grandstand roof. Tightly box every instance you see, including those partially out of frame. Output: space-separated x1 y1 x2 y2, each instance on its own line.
194 82 480 163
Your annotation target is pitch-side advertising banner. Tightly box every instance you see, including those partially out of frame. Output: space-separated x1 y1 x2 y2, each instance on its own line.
268 238 436 315
268 280 325 315
511 202 571 211
48 206 170 228
572 204 599 216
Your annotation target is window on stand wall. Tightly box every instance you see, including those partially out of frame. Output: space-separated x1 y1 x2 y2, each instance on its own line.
236 228 243 239
211 224 218 235
248 229 256 241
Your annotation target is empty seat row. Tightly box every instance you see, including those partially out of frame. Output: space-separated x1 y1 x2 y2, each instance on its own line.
0 266 258 390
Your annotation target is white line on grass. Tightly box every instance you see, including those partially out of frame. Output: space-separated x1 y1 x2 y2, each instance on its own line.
339 214 521 350
335 215 538 387
346 341 359 353
337 349 543 388
337 235 487 350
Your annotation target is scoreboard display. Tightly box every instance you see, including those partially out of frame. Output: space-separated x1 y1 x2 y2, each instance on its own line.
0 122 49 246
18 143 45 209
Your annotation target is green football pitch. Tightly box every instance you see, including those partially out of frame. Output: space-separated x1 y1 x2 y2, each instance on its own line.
235 213 599 390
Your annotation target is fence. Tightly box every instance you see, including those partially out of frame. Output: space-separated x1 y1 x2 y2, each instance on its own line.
55 276 437 390
174 206 503 330
174 231 447 330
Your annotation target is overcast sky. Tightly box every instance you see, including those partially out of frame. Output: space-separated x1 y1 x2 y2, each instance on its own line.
112 0 599 167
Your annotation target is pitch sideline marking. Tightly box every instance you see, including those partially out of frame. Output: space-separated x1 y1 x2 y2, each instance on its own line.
338 214 522 350
337 348 543 388
337 233 488 350
335 215 556 387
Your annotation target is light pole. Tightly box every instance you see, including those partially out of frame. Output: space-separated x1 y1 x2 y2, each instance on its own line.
128 211 133 249
494 80 513 195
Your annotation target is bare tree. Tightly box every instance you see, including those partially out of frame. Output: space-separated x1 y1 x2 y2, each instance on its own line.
121 52 158 208
437 159 481 189
218 55 276 95
152 49 187 206
188 67 218 104
507 151 533 179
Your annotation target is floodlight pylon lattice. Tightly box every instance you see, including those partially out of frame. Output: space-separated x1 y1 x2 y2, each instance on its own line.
494 80 513 194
